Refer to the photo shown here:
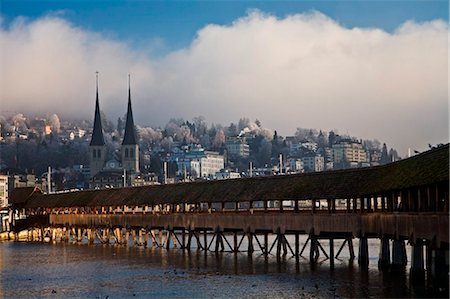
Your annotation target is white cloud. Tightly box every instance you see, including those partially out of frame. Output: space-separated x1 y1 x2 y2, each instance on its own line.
0 11 448 155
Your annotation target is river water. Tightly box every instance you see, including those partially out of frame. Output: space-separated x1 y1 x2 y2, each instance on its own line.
0 236 445 298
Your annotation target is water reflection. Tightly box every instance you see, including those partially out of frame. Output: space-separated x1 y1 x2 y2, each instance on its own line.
0 240 446 298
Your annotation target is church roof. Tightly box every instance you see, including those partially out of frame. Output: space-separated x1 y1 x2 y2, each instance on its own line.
90 75 106 146
122 76 137 145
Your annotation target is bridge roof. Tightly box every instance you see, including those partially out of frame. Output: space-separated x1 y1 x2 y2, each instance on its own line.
25 144 449 208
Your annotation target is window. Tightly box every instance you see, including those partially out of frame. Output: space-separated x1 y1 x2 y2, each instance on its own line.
125 148 129 158
97 149 101 158
130 149 134 158
93 150 96 158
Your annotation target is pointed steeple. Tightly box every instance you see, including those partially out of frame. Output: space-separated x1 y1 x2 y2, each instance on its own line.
122 74 137 145
90 72 106 146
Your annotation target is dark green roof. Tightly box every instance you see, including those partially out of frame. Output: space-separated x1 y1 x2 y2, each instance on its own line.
25 144 449 208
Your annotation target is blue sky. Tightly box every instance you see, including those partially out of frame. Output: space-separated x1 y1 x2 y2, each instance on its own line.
2 0 448 53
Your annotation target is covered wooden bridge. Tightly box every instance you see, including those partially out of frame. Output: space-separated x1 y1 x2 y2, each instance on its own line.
7 144 450 284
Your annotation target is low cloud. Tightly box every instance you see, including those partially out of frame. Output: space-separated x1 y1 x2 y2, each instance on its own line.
1 11 448 155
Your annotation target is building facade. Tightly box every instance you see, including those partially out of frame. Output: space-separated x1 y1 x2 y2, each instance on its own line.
226 137 250 158
301 155 325 172
332 141 367 165
89 76 107 178
89 74 140 187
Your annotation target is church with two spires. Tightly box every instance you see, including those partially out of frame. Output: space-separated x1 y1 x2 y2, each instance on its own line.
89 75 140 188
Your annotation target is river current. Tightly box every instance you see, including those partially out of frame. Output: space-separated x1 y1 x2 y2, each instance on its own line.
0 236 444 298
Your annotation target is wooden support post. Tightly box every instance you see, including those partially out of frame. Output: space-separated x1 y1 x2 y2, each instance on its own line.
410 239 425 281
204 229 208 251
391 191 396 212
295 233 299 258
309 236 319 263
233 232 238 252
392 239 407 270
159 230 163 247
358 236 369 267
144 230 149 248
194 231 203 250
435 184 439 212
247 233 254 254
186 230 193 251
276 233 282 258
312 199 316 213
263 200 268 213
138 229 143 246
181 230 186 249
132 230 137 246
165 230 171 249
426 186 431 212
378 237 390 269
329 238 334 267
264 232 269 255
282 234 288 255
348 238 355 259
88 228 95 244
294 200 299 213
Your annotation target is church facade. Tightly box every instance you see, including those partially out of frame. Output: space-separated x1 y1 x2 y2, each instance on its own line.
89 74 139 188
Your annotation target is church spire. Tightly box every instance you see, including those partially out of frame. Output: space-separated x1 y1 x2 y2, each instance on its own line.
90 71 106 146
122 74 137 145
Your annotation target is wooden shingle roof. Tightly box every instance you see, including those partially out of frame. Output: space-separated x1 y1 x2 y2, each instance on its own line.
25 144 449 208
10 187 42 206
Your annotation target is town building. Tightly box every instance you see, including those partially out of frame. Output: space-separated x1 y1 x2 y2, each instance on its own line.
225 137 250 158
332 140 367 167
288 158 304 173
301 154 325 172
200 151 224 178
